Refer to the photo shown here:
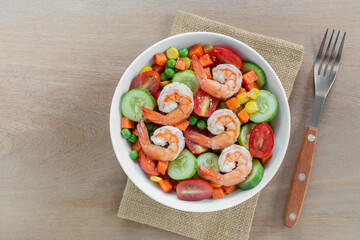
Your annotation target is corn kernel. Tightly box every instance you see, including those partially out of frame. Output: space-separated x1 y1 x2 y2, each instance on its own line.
210 182 222 188
160 80 171 88
150 176 162 182
245 101 259 114
166 47 179 60
236 92 250 104
247 88 259 100
139 66 152 74
181 57 191 70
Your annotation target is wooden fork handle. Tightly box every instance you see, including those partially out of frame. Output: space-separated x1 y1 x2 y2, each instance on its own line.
284 126 318 227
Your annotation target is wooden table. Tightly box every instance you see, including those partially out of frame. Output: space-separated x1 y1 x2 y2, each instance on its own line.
1 1 359 239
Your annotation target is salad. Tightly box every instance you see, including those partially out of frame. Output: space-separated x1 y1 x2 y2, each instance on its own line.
120 43 278 201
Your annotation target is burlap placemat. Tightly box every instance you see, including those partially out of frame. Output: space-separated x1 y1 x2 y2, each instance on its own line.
118 11 303 240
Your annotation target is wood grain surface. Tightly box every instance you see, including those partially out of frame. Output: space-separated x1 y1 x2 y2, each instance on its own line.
1 0 360 239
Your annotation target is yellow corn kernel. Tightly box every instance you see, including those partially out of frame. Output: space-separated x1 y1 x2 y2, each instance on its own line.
210 182 222 188
160 80 171 88
236 92 250 104
245 101 259 114
181 57 191 70
247 88 259 100
204 44 215 54
139 66 152 74
150 176 162 182
166 47 179 60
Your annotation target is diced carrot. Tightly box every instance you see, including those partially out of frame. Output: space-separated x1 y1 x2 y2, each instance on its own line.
131 139 141 152
157 161 168 175
159 180 172 193
212 187 225 199
237 108 249 123
204 67 212 79
154 53 167 66
154 91 161 102
234 87 246 97
132 127 139 136
199 54 213 67
189 43 204 58
242 70 258 86
226 97 240 111
260 153 272 165
121 117 134 129
175 58 186 71
222 185 237 194
245 82 259 91
151 63 165 74
175 120 190 131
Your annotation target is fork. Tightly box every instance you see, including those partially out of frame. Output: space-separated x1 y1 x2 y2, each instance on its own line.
284 29 346 227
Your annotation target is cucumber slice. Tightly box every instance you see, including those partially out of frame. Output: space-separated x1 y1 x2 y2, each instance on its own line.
196 152 220 177
238 123 257 149
240 62 267 88
168 149 197 180
237 158 264 190
249 90 278 123
172 70 200 95
121 88 156 122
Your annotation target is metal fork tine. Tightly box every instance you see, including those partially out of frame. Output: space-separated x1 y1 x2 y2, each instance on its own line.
320 29 335 76
331 32 346 79
326 31 340 77
314 29 328 75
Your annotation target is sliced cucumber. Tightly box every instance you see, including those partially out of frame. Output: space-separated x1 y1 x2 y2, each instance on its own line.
172 70 200 95
240 62 267 88
121 88 156 122
168 149 197 180
237 158 264 190
249 90 278 123
238 123 257 149
196 152 220 177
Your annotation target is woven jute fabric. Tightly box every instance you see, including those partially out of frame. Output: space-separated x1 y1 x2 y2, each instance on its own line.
118 11 304 240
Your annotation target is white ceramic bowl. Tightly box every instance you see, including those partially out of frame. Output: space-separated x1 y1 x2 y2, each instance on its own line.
110 32 290 212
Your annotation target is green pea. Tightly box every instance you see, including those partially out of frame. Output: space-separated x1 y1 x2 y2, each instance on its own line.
179 48 189 57
128 134 138 143
188 116 198 126
121 128 132 139
164 68 175 78
197 120 207 130
145 122 154 132
129 150 139 160
166 59 176 68
160 72 168 81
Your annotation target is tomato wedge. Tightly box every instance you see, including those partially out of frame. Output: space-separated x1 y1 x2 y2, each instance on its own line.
194 88 219 117
176 179 214 201
249 122 274 158
138 149 159 176
129 71 160 95
209 46 242 69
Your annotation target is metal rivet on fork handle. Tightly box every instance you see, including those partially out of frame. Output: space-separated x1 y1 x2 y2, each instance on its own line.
289 213 297 221
308 134 315 142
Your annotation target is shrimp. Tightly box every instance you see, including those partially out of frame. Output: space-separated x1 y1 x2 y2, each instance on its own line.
137 119 185 161
192 55 242 99
198 145 252 186
184 109 240 150
141 82 194 125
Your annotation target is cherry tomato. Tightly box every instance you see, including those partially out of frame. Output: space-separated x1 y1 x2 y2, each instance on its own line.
138 149 159 176
209 46 242 69
160 173 181 189
176 179 214 201
249 122 274 158
183 126 214 155
129 71 160 95
194 89 219 117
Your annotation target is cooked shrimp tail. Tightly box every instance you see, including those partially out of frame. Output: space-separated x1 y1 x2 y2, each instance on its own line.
141 107 167 125
183 130 212 148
